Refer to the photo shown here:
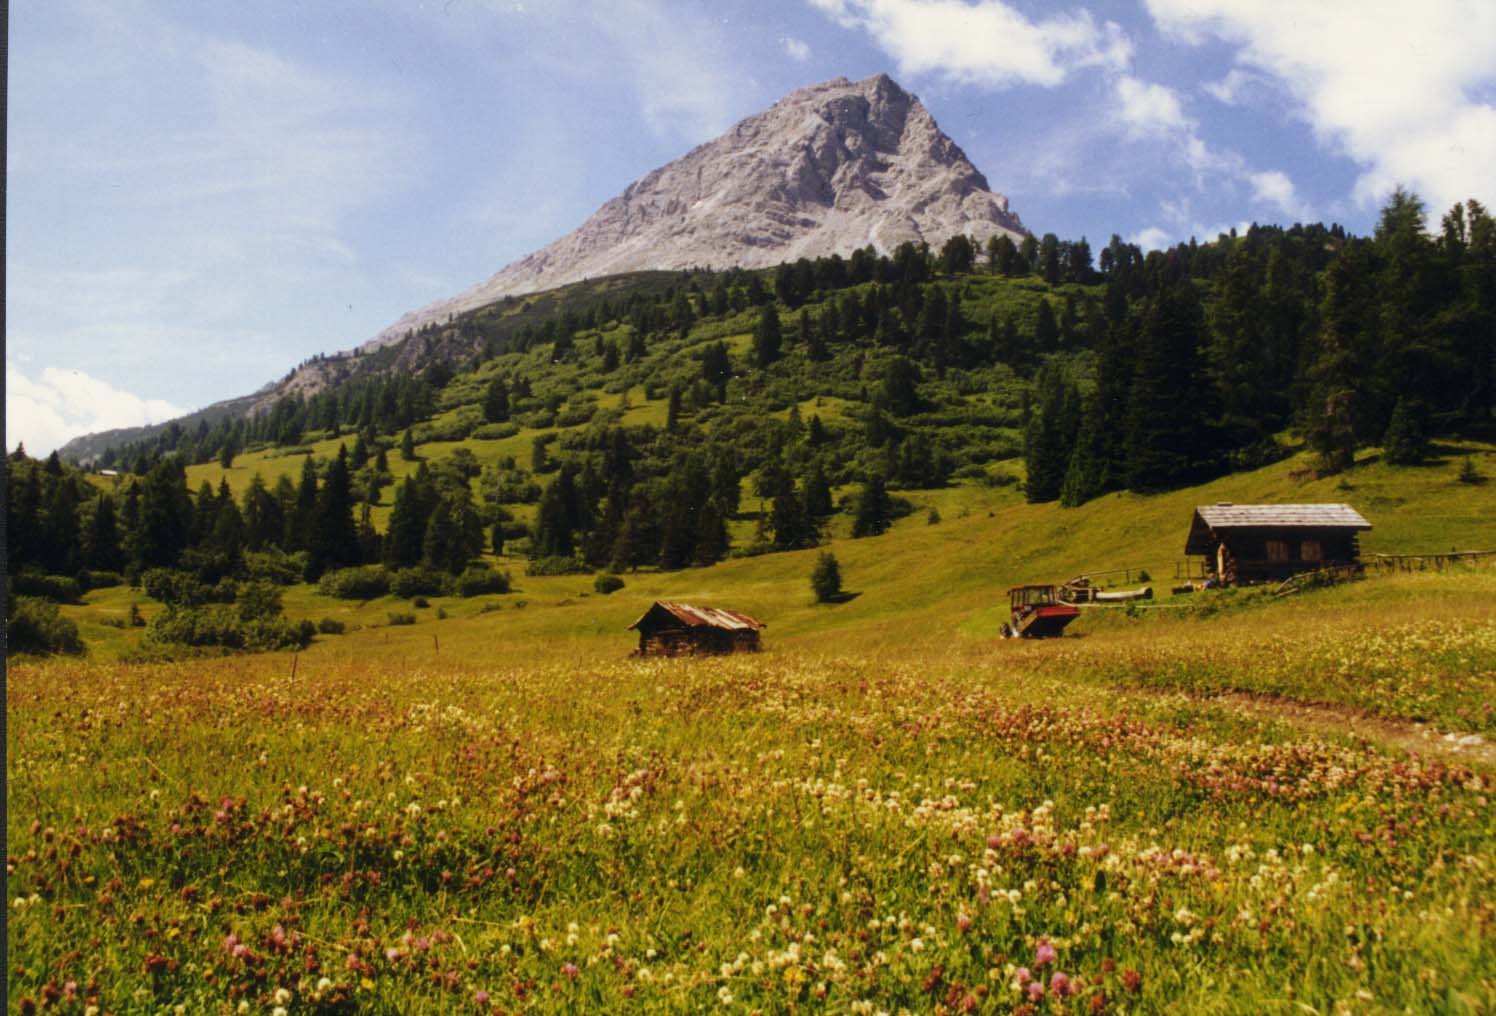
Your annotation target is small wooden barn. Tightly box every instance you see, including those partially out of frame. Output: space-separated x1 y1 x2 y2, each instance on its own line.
627 602 764 656
1185 503 1371 586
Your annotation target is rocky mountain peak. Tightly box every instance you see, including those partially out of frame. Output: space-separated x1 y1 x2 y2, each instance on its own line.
362 73 1026 350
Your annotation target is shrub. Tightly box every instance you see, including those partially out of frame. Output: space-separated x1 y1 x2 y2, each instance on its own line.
811 551 843 603
391 567 448 599
593 574 625 595
142 569 222 607
129 603 146 627
245 548 306 585
7 597 85 656
471 421 521 440
10 571 83 603
1458 457 1486 485
317 617 346 635
525 555 588 577
145 604 311 653
387 611 416 626
412 597 431 609
80 570 125 591
237 582 283 622
455 565 511 597
317 565 391 600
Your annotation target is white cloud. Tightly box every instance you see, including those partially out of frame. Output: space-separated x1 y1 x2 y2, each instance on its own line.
1250 169 1310 220
1115 75 1189 136
1130 226 1171 251
7 366 189 457
809 0 1130 88
1202 68 1256 105
781 36 812 61
1145 0 1496 211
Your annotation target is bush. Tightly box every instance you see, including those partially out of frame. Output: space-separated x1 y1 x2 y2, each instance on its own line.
10 571 83 603
7 597 85 656
391 567 448 598
317 617 346 635
142 569 231 607
80 570 125 591
237 582 283 622
387 611 416 626
525 555 588 577
1458 457 1486 485
593 574 625 595
245 548 307 586
471 421 521 440
412 597 431 609
317 565 391 600
811 551 843 603
145 604 311 653
454 565 511 597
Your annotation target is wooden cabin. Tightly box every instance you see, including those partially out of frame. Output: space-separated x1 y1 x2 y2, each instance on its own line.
1185 503 1371 586
627 602 765 656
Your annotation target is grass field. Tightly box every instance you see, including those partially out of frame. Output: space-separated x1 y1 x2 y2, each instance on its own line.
11 446 1496 1014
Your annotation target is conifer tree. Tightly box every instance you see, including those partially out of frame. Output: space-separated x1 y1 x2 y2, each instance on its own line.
1023 363 1077 503
1382 397 1430 465
753 304 783 368
810 551 842 603
851 475 892 538
483 378 510 423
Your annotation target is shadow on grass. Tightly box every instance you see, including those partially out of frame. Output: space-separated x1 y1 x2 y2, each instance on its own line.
821 591 862 605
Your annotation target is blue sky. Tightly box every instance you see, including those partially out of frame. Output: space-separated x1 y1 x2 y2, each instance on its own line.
9 0 1496 454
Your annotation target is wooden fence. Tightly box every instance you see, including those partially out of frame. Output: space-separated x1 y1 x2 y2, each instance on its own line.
1370 550 1496 572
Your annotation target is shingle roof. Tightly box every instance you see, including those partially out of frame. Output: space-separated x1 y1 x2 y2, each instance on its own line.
1195 503 1371 529
1186 503 1371 555
627 601 765 632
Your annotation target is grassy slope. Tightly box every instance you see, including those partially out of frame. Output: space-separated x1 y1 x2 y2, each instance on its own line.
82 440 1496 670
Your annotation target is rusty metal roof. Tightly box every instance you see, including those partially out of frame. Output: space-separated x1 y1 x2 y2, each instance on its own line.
627 601 765 632
1186 503 1371 554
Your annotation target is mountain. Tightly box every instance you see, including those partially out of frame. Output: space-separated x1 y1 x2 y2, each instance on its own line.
61 73 1027 461
360 73 1026 350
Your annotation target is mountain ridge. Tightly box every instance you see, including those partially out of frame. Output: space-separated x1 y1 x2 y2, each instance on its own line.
358 73 1026 351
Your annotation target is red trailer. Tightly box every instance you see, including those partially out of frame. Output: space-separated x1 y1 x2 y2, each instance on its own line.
1001 584 1080 638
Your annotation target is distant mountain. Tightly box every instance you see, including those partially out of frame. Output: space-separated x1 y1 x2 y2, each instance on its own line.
360 73 1026 351
61 73 1028 461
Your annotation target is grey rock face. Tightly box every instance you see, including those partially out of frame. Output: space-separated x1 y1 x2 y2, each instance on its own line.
362 73 1025 350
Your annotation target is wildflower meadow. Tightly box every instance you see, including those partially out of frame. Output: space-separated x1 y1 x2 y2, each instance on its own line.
8 580 1496 1015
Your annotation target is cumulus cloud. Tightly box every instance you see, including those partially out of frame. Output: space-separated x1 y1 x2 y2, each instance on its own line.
1145 0 1496 211
1130 226 1172 251
781 36 812 61
6 366 189 457
809 0 1130 88
1115 75 1190 136
1250 169 1310 220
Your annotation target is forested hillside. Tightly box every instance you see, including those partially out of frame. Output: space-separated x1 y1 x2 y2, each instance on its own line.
9 189 1493 655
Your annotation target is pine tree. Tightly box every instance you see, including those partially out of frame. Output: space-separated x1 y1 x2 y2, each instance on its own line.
1382 397 1430 465
1059 392 1107 507
1123 278 1214 491
753 305 783 368
135 457 192 568
851 475 892 538
483 378 510 423
400 429 417 461
306 446 360 579
1023 363 1078 503
810 551 842 603
82 494 126 572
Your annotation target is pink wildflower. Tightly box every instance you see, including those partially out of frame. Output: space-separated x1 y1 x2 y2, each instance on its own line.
1028 981 1046 1002
1050 971 1074 997
474 990 490 1006
561 962 580 980
1035 941 1057 967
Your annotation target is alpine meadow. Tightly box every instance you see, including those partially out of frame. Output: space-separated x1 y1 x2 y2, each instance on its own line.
8 23 1496 1016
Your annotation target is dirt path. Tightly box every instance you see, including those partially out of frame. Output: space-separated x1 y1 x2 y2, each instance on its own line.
1149 688 1496 770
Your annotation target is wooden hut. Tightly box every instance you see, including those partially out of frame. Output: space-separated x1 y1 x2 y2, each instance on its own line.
627 602 764 656
1185 503 1371 586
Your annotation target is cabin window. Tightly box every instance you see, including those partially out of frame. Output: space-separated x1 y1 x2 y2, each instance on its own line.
1301 540 1323 562
1266 539 1290 561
